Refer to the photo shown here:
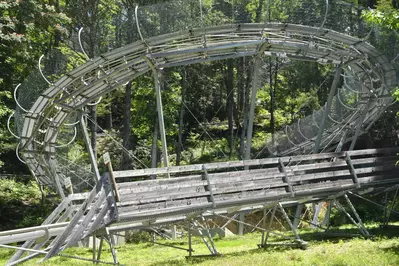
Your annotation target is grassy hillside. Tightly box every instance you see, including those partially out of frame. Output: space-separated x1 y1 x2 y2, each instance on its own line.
1 224 398 265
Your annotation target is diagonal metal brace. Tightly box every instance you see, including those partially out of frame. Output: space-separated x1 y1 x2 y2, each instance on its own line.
203 165 216 208
345 153 360 188
279 158 294 197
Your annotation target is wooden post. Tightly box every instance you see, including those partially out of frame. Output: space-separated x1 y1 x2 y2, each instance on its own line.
103 152 120 202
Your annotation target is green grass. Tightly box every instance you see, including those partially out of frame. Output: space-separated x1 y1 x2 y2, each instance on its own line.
1 225 399 266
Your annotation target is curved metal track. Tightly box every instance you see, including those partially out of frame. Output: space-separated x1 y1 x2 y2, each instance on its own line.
18 23 396 188
5 21 399 264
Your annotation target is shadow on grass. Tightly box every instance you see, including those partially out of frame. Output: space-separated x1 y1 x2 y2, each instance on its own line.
145 225 399 266
297 224 399 243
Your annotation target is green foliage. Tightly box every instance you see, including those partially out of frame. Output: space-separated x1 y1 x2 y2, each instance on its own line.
1 226 398 265
363 0 399 29
0 91 12 168
0 178 56 230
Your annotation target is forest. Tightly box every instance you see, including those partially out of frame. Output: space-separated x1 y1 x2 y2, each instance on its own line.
1 0 399 230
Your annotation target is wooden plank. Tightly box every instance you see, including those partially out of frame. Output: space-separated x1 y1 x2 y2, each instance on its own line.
294 179 354 191
118 158 397 203
117 156 396 198
112 147 399 178
119 196 209 214
118 175 205 193
118 202 212 221
119 183 208 199
290 164 397 184
119 177 286 206
119 189 211 206
213 188 286 202
117 174 203 189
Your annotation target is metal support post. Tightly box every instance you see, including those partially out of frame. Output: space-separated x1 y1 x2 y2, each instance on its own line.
201 216 218 255
345 153 360 188
349 101 371 150
293 204 303 229
260 208 268 242
171 225 177 240
80 114 101 182
344 194 370 236
321 200 333 230
97 236 104 263
279 158 294 197
278 203 301 242
262 203 277 246
192 221 216 255
313 65 342 153
153 70 169 169
92 235 97 262
311 202 323 228
238 213 245 236
348 191 399 220
203 165 216 208
334 200 368 237
244 56 261 166
105 228 118 264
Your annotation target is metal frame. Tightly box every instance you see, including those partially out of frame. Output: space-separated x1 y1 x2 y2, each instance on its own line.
5 2 398 263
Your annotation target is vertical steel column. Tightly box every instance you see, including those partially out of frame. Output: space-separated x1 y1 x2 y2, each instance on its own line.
153 70 169 169
311 202 323 228
244 56 261 164
292 204 303 229
80 115 101 182
97 236 104 262
349 101 371 150
92 236 96 262
263 203 277 246
321 200 333 230
313 66 342 153
261 208 268 244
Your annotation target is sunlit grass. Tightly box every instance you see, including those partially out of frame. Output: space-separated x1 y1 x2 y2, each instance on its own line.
0 224 398 266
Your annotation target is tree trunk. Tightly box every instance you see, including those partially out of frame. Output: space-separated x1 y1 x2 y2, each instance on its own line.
239 58 251 158
105 104 113 129
176 70 186 166
89 106 97 159
121 6 135 170
271 58 278 144
151 118 159 179
226 59 235 158
256 0 265 23
121 81 133 170
269 58 275 144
